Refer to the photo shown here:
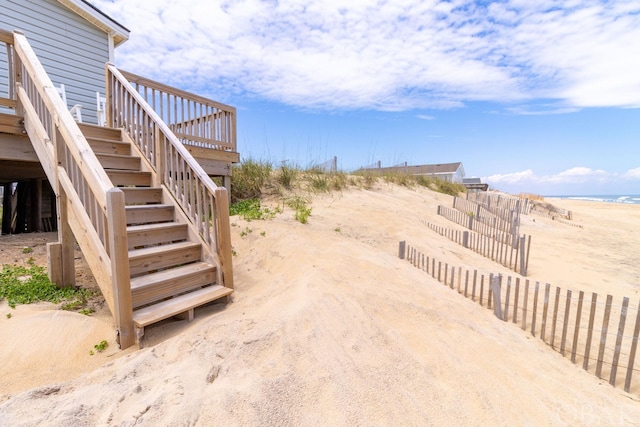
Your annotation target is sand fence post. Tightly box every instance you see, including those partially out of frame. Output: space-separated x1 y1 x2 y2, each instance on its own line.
491 274 503 320
571 291 584 363
399 241 406 259
583 293 598 371
513 278 520 324
595 294 613 379
550 287 561 349
522 279 529 331
609 297 629 386
519 235 528 276
533 282 541 338
541 283 551 342
444 263 449 285
560 289 572 356
472 270 477 302
464 269 469 297
624 299 640 392
504 276 511 321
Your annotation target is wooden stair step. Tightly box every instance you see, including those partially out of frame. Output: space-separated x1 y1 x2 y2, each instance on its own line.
96 153 141 171
78 123 122 140
130 262 217 308
126 204 174 225
107 170 152 187
127 222 188 249
133 284 232 328
129 241 201 277
86 137 131 155
121 187 163 205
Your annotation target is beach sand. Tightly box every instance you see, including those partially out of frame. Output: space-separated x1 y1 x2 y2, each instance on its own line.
0 183 639 425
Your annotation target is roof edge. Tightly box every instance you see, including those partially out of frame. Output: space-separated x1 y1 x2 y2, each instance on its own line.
57 0 130 46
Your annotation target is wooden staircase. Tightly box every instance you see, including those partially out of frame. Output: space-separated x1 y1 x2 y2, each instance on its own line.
80 123 233 347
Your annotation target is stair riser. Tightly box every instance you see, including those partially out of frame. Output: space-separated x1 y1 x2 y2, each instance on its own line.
127 225 187 249
87 139 131 156
129 246 201 277
122 188 163 205
78 125 122 140
108 171 152 187
132 268 217 308
126 207 174 225
98 155 141 171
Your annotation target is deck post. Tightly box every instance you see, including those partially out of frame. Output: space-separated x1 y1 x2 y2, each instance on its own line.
214 187 234 290
51 190 75 287
222 175 232 204
106 188 134 349
2 183 12 235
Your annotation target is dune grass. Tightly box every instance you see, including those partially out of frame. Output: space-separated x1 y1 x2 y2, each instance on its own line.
229 159 466 222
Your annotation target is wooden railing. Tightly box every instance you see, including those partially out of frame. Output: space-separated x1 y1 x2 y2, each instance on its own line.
116 70 236 153
11 32 134 348
106 64 233 290
0 29 17 109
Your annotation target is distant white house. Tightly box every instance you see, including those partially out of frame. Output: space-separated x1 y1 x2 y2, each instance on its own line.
463 177 489 191
359 162 466 183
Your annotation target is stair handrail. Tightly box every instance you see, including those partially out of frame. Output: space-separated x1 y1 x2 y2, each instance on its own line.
11 32 135 348
106 64 233 290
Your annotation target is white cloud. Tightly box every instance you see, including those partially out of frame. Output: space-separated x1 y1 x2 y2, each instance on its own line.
623 167 640 179
93 0 640 111
486 169 536 185
416 115 435 120
486 167 611 186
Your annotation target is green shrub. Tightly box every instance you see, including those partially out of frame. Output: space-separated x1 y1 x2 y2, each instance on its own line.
230 198 280 221
0 262 93 309
286 196 312 224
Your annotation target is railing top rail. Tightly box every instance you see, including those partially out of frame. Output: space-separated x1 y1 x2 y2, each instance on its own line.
0 29 14 44
14 32 112 207
108 64 219 194
118 69 236 113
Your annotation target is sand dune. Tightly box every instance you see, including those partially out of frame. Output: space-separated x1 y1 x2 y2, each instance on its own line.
1 183 639 425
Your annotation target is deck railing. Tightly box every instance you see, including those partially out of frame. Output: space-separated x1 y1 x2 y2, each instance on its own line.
0 29 17 109
11 32 134 348
106 64 233 290
116 70 236 153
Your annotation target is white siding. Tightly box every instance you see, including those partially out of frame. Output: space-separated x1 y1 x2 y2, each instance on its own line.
1 0 110 124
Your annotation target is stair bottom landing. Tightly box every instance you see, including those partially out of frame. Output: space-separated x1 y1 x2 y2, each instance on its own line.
132 285 233 348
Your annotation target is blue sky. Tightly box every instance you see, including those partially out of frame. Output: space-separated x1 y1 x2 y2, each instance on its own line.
94 0 640 195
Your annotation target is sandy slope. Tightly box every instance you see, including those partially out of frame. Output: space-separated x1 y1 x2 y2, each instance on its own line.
0 183 639 426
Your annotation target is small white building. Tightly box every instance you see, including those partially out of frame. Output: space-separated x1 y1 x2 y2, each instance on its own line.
360 162 466 183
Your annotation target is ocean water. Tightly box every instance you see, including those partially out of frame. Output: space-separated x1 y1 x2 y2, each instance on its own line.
550 195 640 205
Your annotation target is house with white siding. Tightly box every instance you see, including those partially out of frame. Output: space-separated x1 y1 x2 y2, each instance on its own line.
1 0 129 123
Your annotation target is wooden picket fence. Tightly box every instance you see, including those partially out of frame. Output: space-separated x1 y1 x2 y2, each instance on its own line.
467 191 531 215
437 205 517 245
399 241 640 396
424 220 530 276
453 196 521 235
